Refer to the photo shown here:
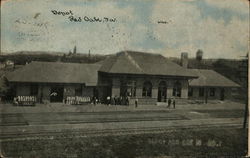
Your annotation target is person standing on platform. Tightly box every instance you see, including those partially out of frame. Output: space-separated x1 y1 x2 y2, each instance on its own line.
126 96 129 106
135 98 138 108
172 97 176 109
106 96 110 106
167 98 171 108
114 96 117 105
93 96 96 105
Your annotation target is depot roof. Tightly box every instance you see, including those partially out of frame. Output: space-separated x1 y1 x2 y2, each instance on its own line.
189 69 240 87
99 51 198 78
6 61 101 86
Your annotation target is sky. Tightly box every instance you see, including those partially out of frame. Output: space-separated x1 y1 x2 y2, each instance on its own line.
1 0 249 59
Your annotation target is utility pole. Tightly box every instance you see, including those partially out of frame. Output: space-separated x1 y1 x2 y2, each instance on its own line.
73 46 77 54
239 54 248 129
238 53 249 158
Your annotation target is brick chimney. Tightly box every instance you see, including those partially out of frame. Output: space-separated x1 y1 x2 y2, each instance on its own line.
181 52 188 68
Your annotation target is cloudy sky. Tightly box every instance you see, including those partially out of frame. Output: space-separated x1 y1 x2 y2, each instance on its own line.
1 0 249 58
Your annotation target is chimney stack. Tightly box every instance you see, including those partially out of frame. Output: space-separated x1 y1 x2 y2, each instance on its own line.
181 52 188 68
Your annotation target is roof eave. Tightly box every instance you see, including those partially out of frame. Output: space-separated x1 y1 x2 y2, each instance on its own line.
189 85 241 88
99 71 198 78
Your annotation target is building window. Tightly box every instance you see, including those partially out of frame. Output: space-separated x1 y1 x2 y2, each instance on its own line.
126 80 136 97
199 88 204 97
231 88 238 96
30 84 38 96
75 86 82 96
120 80 136 97
210 88 215 96
188 87 193 97
173 81 181 97
130 81 136 97
142 81 152 97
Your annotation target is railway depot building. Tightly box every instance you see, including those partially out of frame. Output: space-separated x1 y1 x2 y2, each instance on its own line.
6 51 240 105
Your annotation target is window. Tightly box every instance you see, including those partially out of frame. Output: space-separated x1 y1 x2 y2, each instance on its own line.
142 81 152 97
209 88 215 96
158 81 167 97
120 80 136 97
188 87 193 97
30 84 38 96
199 88 204 97
75 86 82 96
158 81 167 102
127 81 136 97
131 81 136 97
231 88 238 96
172 81 181 97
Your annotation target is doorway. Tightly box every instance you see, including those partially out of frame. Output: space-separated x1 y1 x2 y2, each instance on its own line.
50 86 64 102
157 81 167 102
220 88 225 101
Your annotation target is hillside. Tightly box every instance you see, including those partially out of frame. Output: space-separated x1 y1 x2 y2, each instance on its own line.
0 51 107 65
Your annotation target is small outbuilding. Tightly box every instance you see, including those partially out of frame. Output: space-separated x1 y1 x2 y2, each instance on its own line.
188 69 240 101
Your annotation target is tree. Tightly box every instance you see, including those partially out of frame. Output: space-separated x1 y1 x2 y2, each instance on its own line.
0 76 10 97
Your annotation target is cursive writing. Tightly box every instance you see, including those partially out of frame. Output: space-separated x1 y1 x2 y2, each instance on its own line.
51 10 117 23
15 19 49 29
157 19 172 24
51 10 73 16
68 15 116 23
158 20 168 24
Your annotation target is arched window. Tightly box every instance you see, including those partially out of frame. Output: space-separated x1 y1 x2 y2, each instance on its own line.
120 80 136 97
172 81 181 97
142 81 152 97
158 81 167 102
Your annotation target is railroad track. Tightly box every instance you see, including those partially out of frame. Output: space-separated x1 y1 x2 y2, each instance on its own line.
0 110 172 116
0 111 187 126
0 121 243 142
0 110 244 142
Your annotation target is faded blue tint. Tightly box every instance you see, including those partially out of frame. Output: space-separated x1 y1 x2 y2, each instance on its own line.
116 0 154 25
57 0 98 7
116 0 164 50
186 0 248 25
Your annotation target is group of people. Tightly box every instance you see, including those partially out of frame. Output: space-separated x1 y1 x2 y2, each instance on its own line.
106 96 130 106
91 96 100 105
92 96 139 107
92 95 175 109
167 97 176 109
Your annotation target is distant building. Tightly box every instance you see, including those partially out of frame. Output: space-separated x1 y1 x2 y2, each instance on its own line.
5 60 14 66
6 51 240 104
196 49 203 61
4 60 15 69
0 62 5 69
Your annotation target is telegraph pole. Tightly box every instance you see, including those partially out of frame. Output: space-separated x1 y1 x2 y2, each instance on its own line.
238 53 248 157
239 54 248 129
